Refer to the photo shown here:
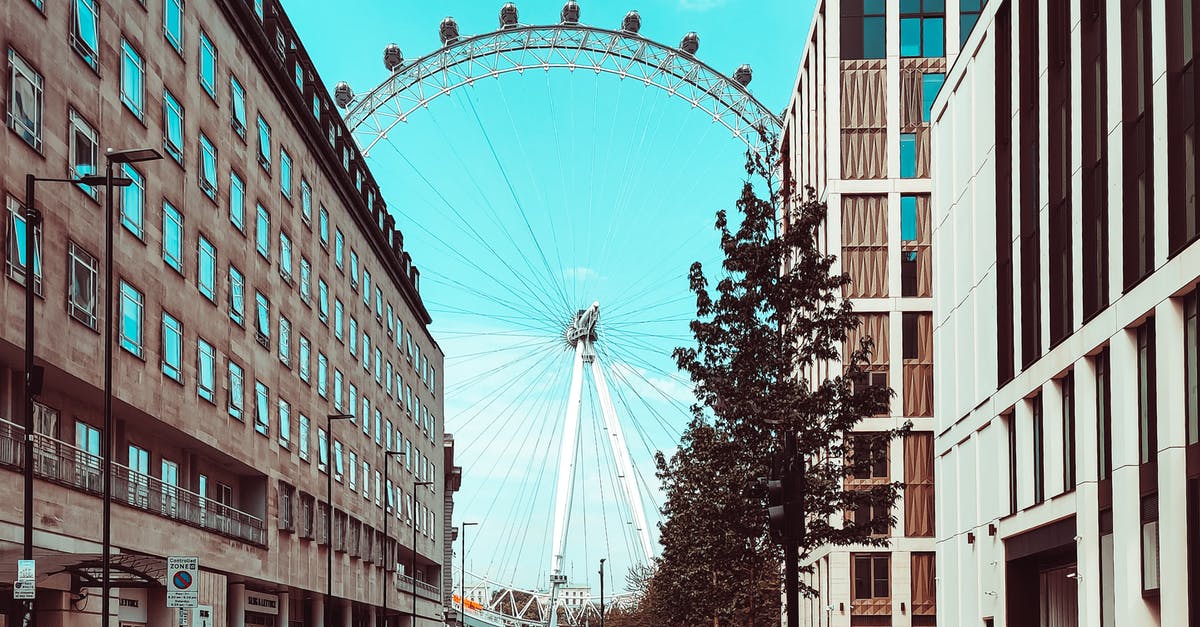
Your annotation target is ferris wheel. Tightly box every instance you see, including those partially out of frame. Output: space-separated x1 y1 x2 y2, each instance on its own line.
333 4 781 625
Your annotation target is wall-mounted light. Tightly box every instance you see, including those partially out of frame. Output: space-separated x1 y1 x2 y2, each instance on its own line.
967 531 976 544
989 523 998 536
900 602 907 614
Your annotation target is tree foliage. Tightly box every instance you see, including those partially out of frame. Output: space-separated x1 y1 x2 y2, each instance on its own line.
622 135 907 622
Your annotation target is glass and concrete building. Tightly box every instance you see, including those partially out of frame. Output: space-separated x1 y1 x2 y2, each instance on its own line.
932 0 1200 625
780 1 988 624
1 0 449 626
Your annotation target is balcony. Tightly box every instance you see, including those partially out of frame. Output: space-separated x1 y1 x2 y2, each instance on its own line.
0 419 266 547
396 572 440 599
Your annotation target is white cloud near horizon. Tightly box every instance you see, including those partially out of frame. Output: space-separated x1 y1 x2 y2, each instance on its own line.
678 0 728 10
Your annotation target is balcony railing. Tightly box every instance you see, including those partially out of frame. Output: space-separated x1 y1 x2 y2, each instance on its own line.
396 573 440 599
0 420 265 546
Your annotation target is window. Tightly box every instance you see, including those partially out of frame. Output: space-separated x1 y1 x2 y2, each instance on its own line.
921 73 944 122
301 179 312 224
280 231 293 281
853 553 890 600
849 433 889 481
900 0 945 58
255 291 270 344
279 398 291 448
901 251 918 297
117 164 146 240
350 251 360 289
334 440 344 477
364 270 372 305
228 360 244 419
164 0 183 52
902 312 919 359
318 353 329 397
900 133 917 178
255 381 269 436
71 0 99 68
1187 292 1200 446
335 229 345 269
257 115 271 171
228 264 245 325
1062 372 1076 491
120 282 144 356
335 300 344 340
197 338 215 402
198 236 215 301
279 315 291 366
319 207 330 248
960 0 985 44
69 110 98 198
1032 392 1045 504
1007 410 1017 513
163 90 184 163
319 279 329 322
1082 0 1109 317
199 31 216 98
162 201 183 272
7 49 43 150
161 312 182 381
230 74 247 137
1096 347 1113 480
842 0 886 59
256 204 270 259
1142 493 1160 592
1171 0 1200 252
198 134 218 199
349 451 358 490
229 171 245 231
300 257 312 303
318 428 328 471
299 415 311 461
1048 0 1072 346
1019 0 1040 366
120 39 144 118
334 370 344 410
299 335 311 382
280 148 293 199
67 242 98 328
1124 0 1154 286
350 318 358 355
6 197 41 293
1138 321 1157 465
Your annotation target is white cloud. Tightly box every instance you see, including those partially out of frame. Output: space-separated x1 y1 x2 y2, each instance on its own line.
679 0 728 10
561 266 602 282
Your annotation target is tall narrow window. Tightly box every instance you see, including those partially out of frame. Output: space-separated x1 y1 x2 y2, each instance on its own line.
900 0 945 58
1170 0 1200 252
1124 0 1155 286
120 40 144 118
199 31 217 98
1082 0 1110 318
318 353 329 396
841 0 886 59
299 415 310 461
301 180 313 225
1032 392 1045 504
300 257 312 303
1062 372 1076 491
900 132 918 178
163 201 183 273
278 398 291 448
319 279 329 322
995 2 1015 383
255 381 269 436
280 231 293 281
255 291 270 344
67 242 98 328
299 335 311 382
120 282 143 356
164 0 183 52
256 204 270 259
1006 410 1018 513
257 115 271 171
1142 493 1160 592
335 229 345 268
71 0 99 68
7 49 44 150
279 315 291 366
163 90 184 163
199 134 217 199
197 338 215 402
921 73 945 122
69 110 98 199
1096 347 1113 480
280 148 293 199
960 0 985 45
319 207 330 248
161 312 182 381
7 197 42 294
227 360 244 420
1019 0 1041 368
228 264 245 325
1187 291 1200 446
1137 321 1157 465
230 74 246 138
229 171 245 231
198 236 215 301
1048 0 1072 345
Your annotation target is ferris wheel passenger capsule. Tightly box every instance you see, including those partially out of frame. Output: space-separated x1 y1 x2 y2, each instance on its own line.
680 32 699 55
734 64 753 87
621 10 641 33
383 44 404 72
440 17 460 45
334 81 354 108
561 1 580 24
499 3 519 28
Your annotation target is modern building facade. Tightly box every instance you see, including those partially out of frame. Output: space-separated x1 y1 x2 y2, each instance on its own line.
1 1 448 627
932 0 1200 625
781 1 989 624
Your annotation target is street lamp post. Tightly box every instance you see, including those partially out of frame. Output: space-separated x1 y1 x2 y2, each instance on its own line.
411 480 433 627
382 451 404 627
459 521 477 626
326 415 353 627
598 558 605 627
19 171 112 627
95 147 162 627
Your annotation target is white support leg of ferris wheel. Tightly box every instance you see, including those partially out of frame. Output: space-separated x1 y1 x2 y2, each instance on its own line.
590 356 655 564
546 335 588 627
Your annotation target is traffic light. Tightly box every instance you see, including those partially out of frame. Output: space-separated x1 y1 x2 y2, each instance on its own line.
767 476 788 542
765 462 804 544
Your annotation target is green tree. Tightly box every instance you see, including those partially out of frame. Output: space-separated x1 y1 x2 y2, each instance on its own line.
656 131 906 617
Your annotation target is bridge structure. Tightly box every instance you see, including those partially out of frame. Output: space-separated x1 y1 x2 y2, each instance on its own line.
334 3 781 625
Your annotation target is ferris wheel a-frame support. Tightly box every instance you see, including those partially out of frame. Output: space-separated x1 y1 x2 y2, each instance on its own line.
546 302 653 627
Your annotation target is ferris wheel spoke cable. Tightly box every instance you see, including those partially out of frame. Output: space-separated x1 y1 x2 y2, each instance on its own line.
450 343 567 442
585 380 614 575
428 306 560 336
591 83 652 274
595 343 687 445
596 361 673 519
601 341 695 417
444 337 565 362
538 70 573 309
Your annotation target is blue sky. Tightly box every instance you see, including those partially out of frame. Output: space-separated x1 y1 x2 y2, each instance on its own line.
284 0 816 597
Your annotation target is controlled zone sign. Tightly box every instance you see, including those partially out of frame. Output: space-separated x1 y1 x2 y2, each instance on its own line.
166 556 199 608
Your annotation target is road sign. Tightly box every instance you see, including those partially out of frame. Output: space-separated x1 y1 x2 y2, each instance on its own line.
166 556 199 609
16 560 34 581
13 579 34 600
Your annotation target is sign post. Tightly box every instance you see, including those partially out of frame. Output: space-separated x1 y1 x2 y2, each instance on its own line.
166 557 199 609
14 559 35 600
